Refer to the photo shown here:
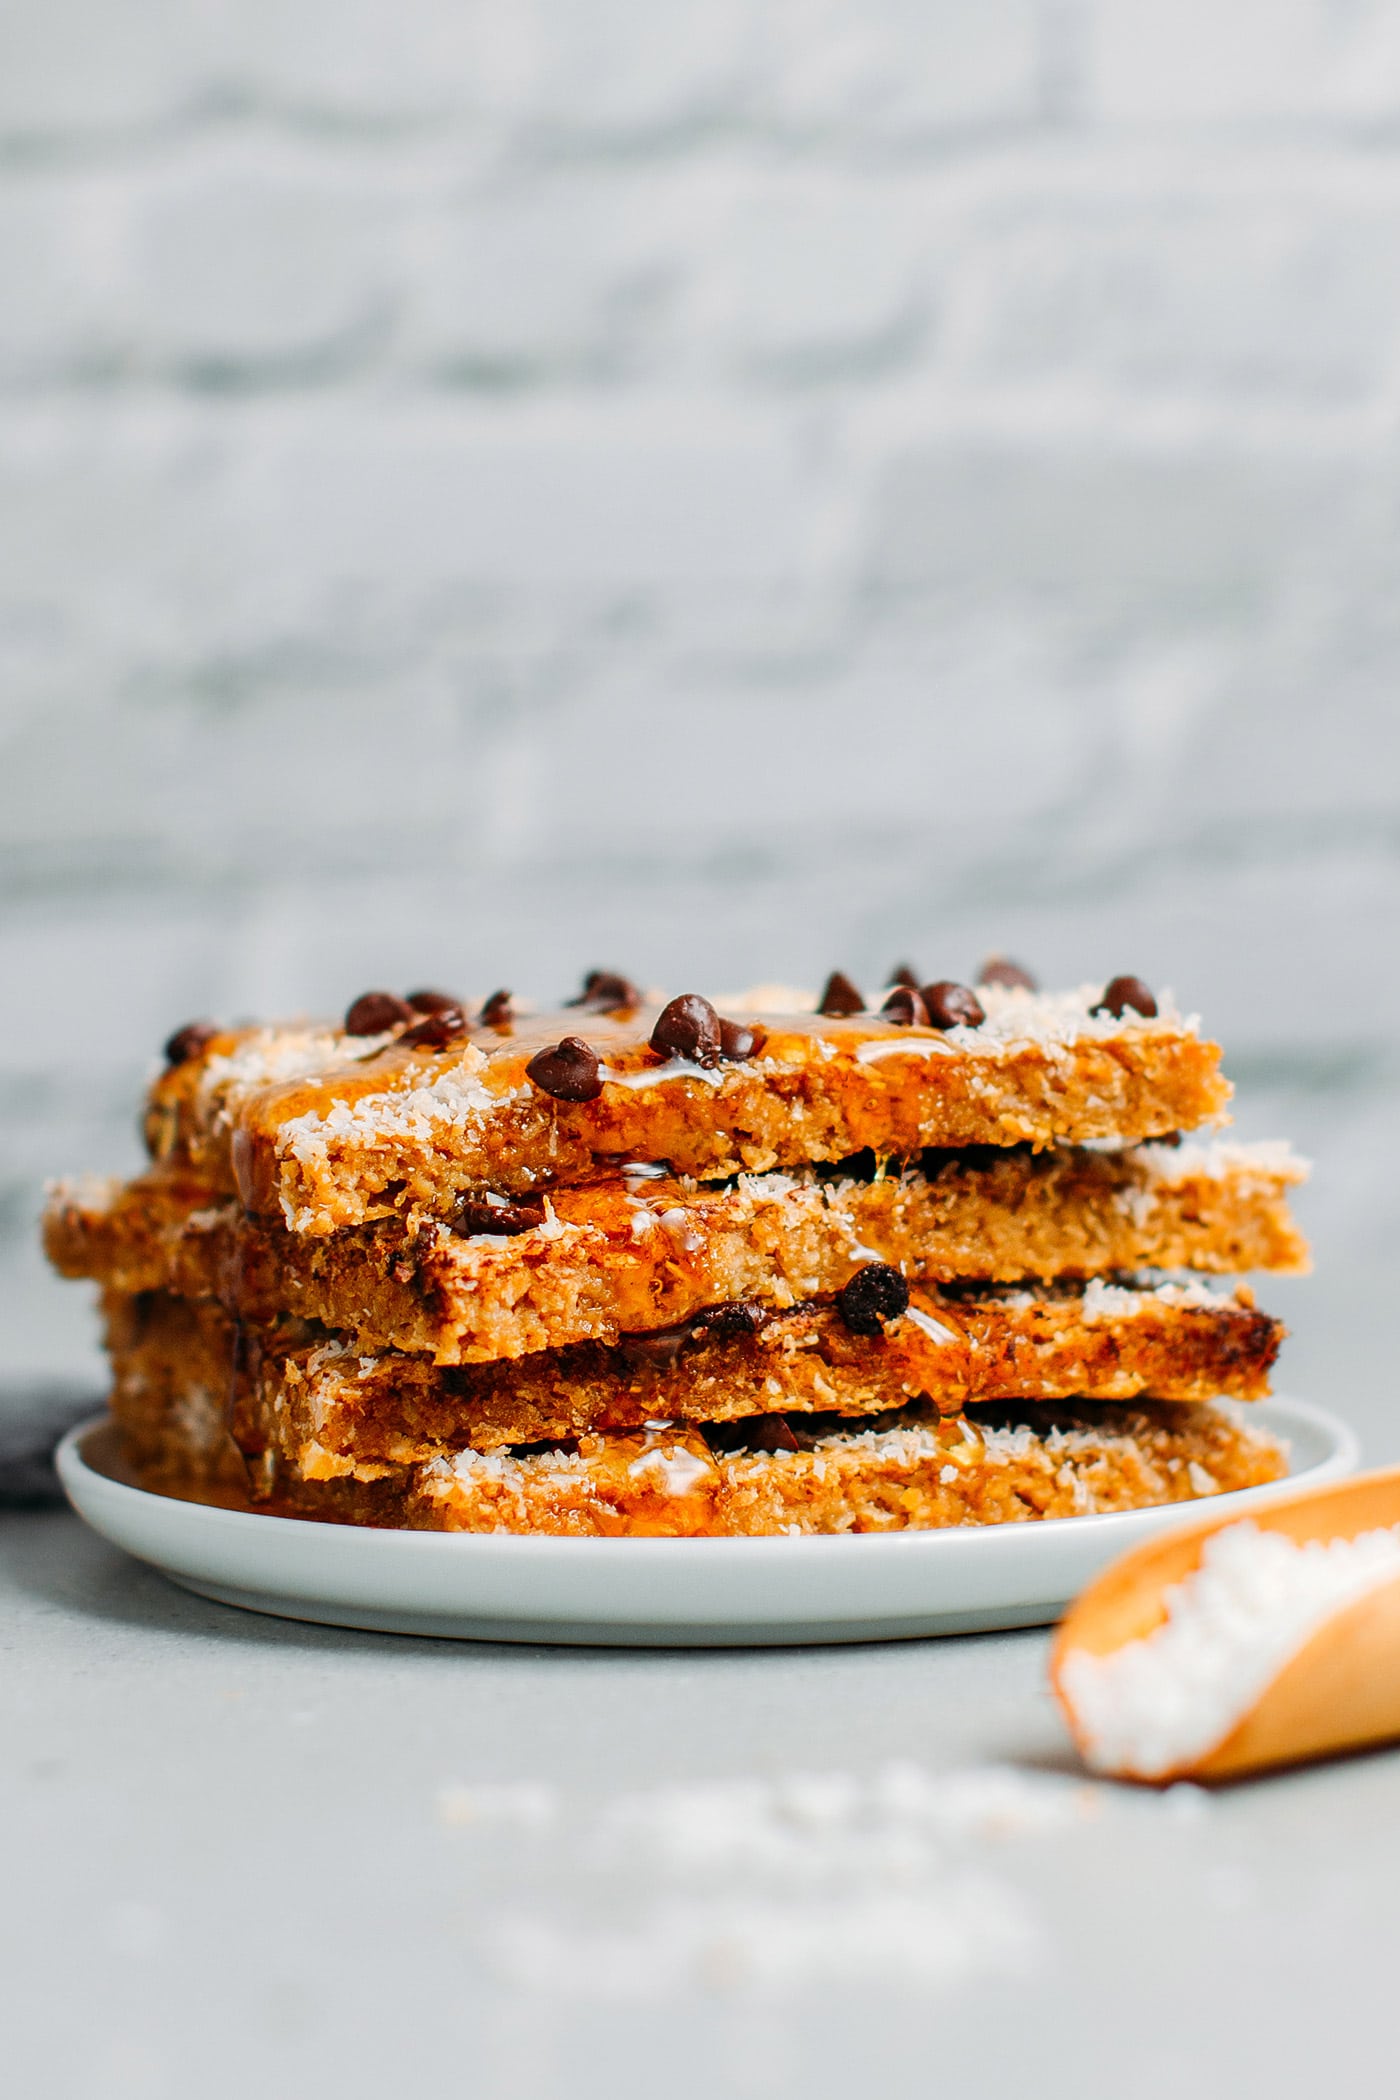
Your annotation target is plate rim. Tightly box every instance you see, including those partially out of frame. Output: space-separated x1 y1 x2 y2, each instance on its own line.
52 1398 1360 1644
56 1393 1359 1564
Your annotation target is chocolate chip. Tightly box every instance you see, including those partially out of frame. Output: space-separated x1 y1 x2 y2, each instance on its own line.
718 1017 764 1061
617 1325 690 1370
568 969 641 1013
649 992 721 1067
480 989 513 1029
1154 1129 1183 1148
700 1414 802 1456
164 1020 218 1068
922 981 986 1031
406 988 462 1015
400 1005 470 1050
732 1413 801 1455
977 956 1037 993
452 1197 546 1237
881 985 930 1027
692 1300 766 1340
817 970 865 1017
344 991 415 1036
1093 974 1158 1020
836 1262 910 1336
887 963 920 989
525 1035 604 1102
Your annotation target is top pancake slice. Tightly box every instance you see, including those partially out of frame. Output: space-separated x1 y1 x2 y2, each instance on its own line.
142 983 1230 1233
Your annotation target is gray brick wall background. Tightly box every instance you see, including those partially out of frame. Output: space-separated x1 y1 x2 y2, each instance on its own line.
3 2 1399 1437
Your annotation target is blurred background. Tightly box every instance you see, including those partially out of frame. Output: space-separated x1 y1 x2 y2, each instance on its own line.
3 1 1399 1441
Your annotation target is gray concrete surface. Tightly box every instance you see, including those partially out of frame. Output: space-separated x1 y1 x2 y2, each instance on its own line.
4 4 1400 2092
3 1478 1399 2100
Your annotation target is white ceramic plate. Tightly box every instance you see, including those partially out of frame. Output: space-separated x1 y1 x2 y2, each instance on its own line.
56 1398 1357 1648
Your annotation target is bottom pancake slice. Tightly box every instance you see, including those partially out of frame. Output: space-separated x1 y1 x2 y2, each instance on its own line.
400 1401 1285 1537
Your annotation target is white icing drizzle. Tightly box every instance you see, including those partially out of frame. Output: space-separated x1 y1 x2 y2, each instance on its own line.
855 1037 955 1066
600 1059 726 1091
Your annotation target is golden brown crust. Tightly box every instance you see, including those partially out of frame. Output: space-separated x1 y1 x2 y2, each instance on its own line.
401 1402 1286 1537
139 994 1231 1231
97 1279 1282 1491
102 1290 250 1500
46 1140 1303 1364
108 1384 1285 1538
239 1283 1281 1470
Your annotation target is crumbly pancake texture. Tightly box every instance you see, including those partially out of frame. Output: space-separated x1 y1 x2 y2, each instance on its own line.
102 1289 249 1501
103 1371 1285 1537
98 1276 1282 1498
47 1138 1306 1364
140 985 1230 1232
403 1402 1286 1538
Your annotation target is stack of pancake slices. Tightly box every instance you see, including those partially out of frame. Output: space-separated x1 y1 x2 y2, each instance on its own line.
44 961 1309 1537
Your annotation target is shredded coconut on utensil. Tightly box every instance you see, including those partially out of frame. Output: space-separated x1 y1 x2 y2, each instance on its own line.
1061 1519 1400 1779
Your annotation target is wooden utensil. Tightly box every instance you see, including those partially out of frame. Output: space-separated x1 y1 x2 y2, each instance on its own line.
1051 1463 1400 1783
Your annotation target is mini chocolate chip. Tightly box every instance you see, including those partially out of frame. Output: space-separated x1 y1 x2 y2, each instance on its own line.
817 970 865 1017
1154 1129 1183 1148
617 1325 690 1369
836 1262 910 1336
881 985 930 1027
650 992 721 1067
718 1017 763 1061
733 1413 801 1455
887 963 921 989
922 981 986 1031
344 991 415 1036
400 1005 469 1050
525 1035 604 1102
453 1197 546 1237
406 988 462 1015
977 956 1037 993
692 1300 767 1340
480 988 513 1029
164 1020 218 1067
701 1415 801 1456
568 969 641 1013
1093 974 1158 1020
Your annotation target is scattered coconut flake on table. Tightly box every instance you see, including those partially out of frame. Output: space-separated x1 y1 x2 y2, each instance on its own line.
494 1882 1035 1998
1060 1519 1400 1780
438 1763 1110 1999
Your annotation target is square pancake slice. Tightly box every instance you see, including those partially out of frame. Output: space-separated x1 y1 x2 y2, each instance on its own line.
99 1276 1283 1504
403 1400 1286 1537
140 982 1231 1232
45 1138 1305 1365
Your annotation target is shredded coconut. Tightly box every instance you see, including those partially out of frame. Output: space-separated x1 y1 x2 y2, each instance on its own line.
1080 1275 1227 1320
46 1172 120 1212
901 1306 959 1347
446 1762 1107 2000
201 1027 362 1107
1136 1137 1307 1185
1060 1520 1400 1779
853 983 1188 1065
